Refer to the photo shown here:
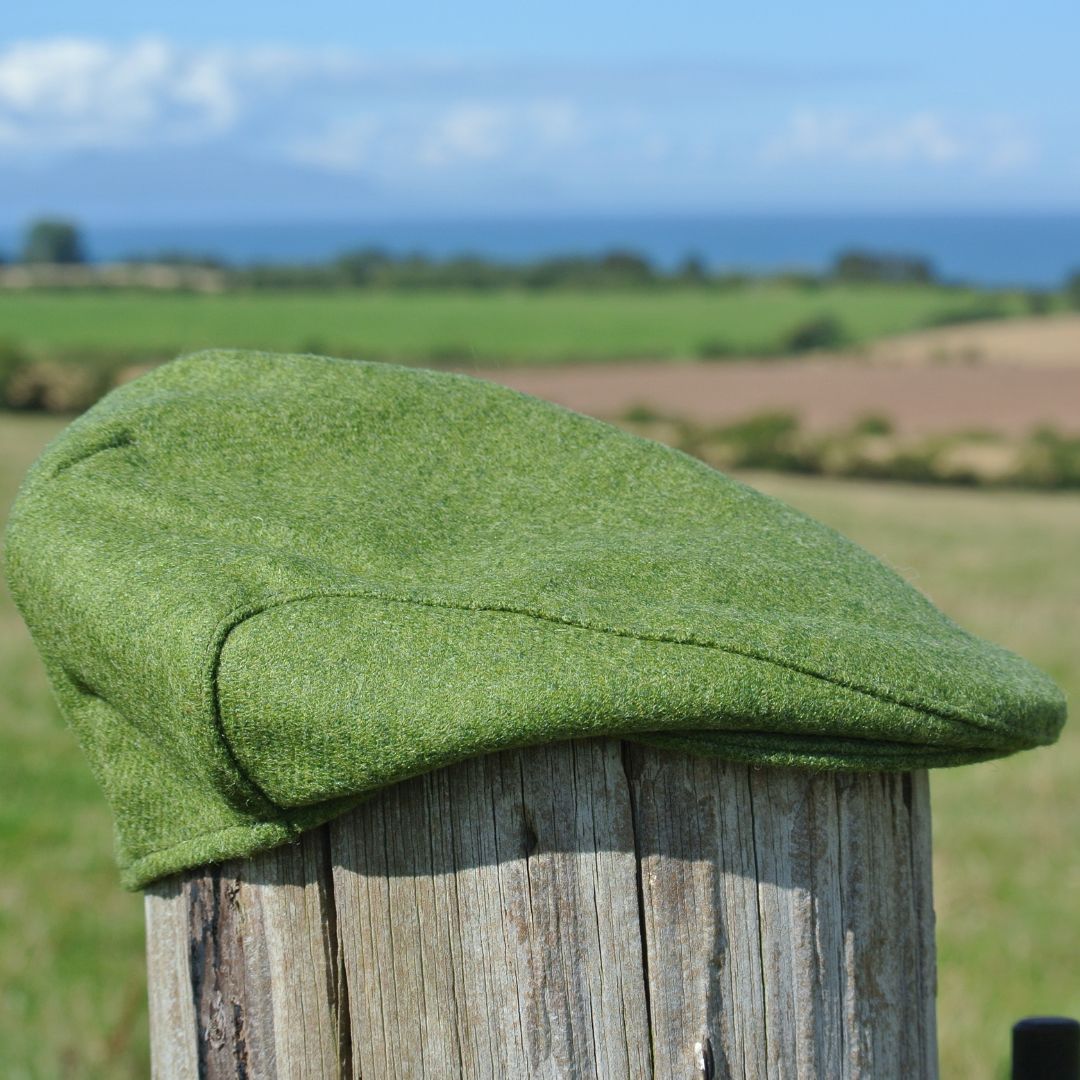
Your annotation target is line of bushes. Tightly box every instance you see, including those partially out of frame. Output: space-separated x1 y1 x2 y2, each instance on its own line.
619 408 1080 490
4 342 1078 489
0 343 155 414
0 342 517 414
693 300 1017 361
104 254 1078 299
696 313 851 359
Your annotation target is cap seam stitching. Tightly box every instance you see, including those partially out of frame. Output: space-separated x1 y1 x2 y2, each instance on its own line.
205 585 1031 808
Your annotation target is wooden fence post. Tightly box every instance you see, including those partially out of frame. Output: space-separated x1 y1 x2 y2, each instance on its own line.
145 738 938 1079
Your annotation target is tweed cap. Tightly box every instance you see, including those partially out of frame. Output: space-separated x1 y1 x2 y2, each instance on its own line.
4 350 1066 888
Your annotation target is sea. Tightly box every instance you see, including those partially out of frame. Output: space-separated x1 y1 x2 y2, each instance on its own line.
4 213 1080 289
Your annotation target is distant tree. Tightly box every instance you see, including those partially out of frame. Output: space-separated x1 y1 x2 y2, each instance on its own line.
335 248 392 286
1064 271 1080 311
832 249 935 285
521 251 654 289
677 254 708 284
125 249 225 269
599 250 654 285
772 270 822 291
1025 290 1053 315
522 256 587 289
22 218 86 264
437 256 505 290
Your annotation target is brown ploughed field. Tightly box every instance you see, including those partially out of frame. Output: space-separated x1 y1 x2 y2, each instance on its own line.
479 315 1080 435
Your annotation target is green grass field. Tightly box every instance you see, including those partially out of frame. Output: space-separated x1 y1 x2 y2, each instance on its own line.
1 414 1076 1077
0 284 1026 364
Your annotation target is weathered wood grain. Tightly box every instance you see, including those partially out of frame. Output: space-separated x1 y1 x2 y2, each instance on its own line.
146 740 938 1079
328 740 653 1079
145 827 347 1079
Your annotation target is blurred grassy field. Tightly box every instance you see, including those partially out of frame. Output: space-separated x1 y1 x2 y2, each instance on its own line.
0 415 147 1079
1 413 1076 1077
0 284 1026 364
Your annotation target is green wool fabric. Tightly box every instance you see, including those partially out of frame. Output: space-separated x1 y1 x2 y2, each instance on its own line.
4 350 1066 889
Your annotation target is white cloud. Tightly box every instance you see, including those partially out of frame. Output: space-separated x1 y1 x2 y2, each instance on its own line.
0 36 585 177
289 116 382 172
0 37 362 153
0 36 1044 214
0 38 235 149
290 99 581 174
417 104 509 166
762 108 1035 173
414 101 578 168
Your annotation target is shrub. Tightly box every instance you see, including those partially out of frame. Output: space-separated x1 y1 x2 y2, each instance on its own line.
1065 272 1080 311
0 340 30 402
780 314 847 353
622 404 667 424
697 338 737 360
1025 291 1053 315
921 301 1005 328
623 408 1080 490
0 347 141 414
707 412 813 471
832 249 935 285
426 343 475 365
873 447 941 484
3 360 109 413
850 414 894 437
1016 428 1080 489
297 337 330 356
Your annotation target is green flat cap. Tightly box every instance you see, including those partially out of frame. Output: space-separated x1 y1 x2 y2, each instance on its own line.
5 350 1066 889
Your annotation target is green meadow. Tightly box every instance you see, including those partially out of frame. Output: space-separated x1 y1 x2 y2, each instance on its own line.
0 284 1028 365
1 414 1076 1077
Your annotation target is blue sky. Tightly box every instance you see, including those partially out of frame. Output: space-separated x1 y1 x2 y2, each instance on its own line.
1 1 1077 224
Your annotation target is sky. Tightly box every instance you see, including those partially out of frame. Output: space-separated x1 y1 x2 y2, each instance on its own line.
1 1 1077 225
